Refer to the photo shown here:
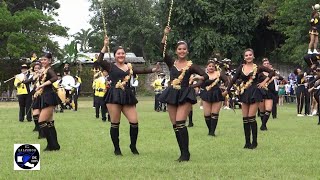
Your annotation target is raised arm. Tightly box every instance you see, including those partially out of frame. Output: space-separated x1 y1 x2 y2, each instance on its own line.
161 26 174 68
96 36 111 72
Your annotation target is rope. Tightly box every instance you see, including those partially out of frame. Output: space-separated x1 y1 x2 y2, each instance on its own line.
163 0 174 58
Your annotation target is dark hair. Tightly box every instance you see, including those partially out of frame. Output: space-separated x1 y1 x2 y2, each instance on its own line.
176 41 188 50
293 68 300 75
243 48 254 57
113 46 125 56
207 60 216 66
262 57 269 62
32 62 41 70
43 52 52 59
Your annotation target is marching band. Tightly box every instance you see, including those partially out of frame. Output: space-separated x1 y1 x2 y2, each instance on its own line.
5 4 320 165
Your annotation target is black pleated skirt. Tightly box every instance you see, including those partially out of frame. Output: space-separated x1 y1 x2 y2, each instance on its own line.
239 85 263 104
260 89 274 100
32 96 41 109
35 91 61 109
158 86 197 105
105 87 138 105
200 87 224 102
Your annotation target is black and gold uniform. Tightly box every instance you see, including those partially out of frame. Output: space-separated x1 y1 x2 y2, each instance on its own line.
159 43 208 162
227 64 275 149
97 52 155 155
310 16 320 36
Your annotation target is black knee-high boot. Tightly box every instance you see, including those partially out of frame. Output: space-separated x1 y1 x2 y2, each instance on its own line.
173 124 183 157
47 121 60 151
188 111 193 127
38 120 46 139
261 110 271 131
39 121 50 150
259 111 265 127
129 122 139 155
110 122 122 155
209 113 219 136
248 116 258 149
33 115 39 132
243 117 251 148
176 120 190 162
204 115 211 135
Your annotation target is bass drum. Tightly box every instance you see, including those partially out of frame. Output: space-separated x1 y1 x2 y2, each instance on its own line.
57 88 66 103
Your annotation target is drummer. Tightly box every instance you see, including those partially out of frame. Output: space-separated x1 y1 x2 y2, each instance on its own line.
53 73 64 113
61 69 75 109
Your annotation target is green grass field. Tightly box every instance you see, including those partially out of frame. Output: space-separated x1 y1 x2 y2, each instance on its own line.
1 97 320 179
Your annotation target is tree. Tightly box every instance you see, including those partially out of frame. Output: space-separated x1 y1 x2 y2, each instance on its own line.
265 0 315 64
0 1 68 59
73 28 94 52
157 0 263 64
5 0 60 14
88 0 161 62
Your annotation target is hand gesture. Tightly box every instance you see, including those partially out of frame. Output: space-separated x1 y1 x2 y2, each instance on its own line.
152 62 162 73
222 91 228 97
257 82 266 89
36 85 43 91
164 26 171 35
104 35 109 47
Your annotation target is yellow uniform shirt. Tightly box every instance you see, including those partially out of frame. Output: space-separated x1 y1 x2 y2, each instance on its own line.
14 76 27 95
152 79 163 92
94 77 106 97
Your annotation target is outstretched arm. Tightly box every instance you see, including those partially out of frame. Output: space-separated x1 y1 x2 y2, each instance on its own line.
133 63 161 74
96 36 112 72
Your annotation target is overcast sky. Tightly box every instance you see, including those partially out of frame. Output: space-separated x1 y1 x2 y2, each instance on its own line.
53 0 92 48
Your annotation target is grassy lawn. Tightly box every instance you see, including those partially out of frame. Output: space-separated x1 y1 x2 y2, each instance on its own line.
0 96 320 179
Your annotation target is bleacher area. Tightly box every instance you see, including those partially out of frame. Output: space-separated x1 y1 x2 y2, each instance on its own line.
0 90 17 102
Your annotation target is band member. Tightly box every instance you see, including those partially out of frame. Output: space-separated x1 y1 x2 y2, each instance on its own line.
61 69 75 109
159 27 208 162
308 67 320 124
97 36 160 156
258 58 276 130
199 60 229 136
294 68 307 116
93 71 108 121
14 64 33 122
130 74 139 96
35 53 61 151
53 73 64 113
31 52 38 62
225 49 275 149
308 10 319 54
152 73 166 112
23 63 41 132
72 76 81 111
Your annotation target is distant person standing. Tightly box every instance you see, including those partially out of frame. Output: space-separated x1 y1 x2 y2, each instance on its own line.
14 64 33 122
152 73 166 111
